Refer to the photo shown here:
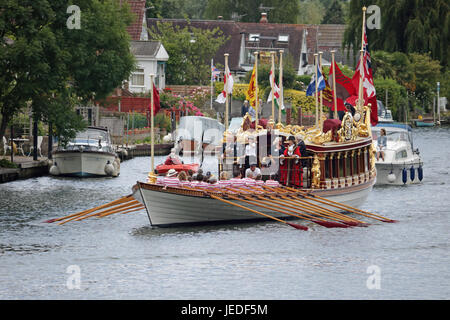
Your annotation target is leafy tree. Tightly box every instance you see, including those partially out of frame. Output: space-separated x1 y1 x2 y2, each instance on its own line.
148 21 229 85
297 0 325 24
321 0 345 24
0 0 136 143
344 0 449 69
146 0 208 19
204 0 299 24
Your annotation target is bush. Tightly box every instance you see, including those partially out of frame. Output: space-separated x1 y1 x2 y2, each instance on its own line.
0 159 18 168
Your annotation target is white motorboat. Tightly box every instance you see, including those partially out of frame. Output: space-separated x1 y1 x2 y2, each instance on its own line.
372 123 423 185
50 126 120 177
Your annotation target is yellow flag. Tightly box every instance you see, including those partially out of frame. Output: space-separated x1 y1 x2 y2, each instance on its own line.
246 65 258 107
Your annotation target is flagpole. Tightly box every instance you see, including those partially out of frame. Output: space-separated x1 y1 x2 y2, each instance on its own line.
224 53 229 132
254 51 259 129
314 53 318 128
358 6 367 112
331 50 337 119
319 51 323 131
210 58 213 110
148 74 156 183
279 49 284 125
270 51 275 122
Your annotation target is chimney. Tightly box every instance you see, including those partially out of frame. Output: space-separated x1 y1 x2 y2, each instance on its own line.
260 12 268 23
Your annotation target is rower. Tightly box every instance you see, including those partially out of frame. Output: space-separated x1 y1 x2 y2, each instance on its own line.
245 163 261 178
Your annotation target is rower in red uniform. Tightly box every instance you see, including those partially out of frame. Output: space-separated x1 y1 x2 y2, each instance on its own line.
279 136 303 188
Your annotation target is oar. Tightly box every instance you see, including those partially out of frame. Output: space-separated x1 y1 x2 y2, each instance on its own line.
206 192 308 231
224 187 348 229
284 186 396 223
44 194 134 223
262 186 368 227
97 203 145 218
71 200 141 222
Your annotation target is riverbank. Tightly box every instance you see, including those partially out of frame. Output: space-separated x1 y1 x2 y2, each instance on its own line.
0 156 49 183
0 142 174 184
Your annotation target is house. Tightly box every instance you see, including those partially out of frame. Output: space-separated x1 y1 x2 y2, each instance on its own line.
125 0 169 91
146 13 354 81
129 40 169 92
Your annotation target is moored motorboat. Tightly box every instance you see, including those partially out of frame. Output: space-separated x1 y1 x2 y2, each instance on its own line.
372 123 423 185
49 126 120 177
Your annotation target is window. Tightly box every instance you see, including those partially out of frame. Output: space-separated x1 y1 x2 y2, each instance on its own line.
131 68 144 86
278 34 289 42
248 33 260 42
395 150 408 160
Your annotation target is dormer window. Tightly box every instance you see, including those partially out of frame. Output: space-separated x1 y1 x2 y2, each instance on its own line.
248 33 260 42
278 34 289 42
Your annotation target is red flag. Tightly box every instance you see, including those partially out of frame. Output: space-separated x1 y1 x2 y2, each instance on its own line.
323 70 346 112
351 26 378 126
329 61 355 111
149 82 161 115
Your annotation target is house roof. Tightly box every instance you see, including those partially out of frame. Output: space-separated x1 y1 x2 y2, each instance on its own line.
130 40 161 56
125 0 146 41
146 18 352 73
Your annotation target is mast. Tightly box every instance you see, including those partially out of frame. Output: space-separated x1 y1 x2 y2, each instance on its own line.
314 53 318 128
319 51 323 131
254 51 259 129
271 51 275 122
331 50 337 119
224 53 229 131
148 74 156 183
279 49 284 125
358 6 367 113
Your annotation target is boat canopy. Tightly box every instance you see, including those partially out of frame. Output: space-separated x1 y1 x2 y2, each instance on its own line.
175 116 225 146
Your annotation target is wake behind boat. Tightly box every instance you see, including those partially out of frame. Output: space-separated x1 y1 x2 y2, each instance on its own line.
49 126 120 177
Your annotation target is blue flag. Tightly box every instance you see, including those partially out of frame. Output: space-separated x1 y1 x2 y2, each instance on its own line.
306 66 326 96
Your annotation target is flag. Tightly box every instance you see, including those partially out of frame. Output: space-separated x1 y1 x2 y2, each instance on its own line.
215 65 234 104
306 65 326 96
352 25 378 125
328 62 354 112
245 65 258 107
149 82 160 115
211 65 220 82
267 69 285 114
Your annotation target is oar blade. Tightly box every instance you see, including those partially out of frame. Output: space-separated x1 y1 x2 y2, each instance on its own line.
287 222 308 231
313 220 349 228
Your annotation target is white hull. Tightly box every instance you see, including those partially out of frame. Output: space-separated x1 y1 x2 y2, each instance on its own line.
51 151 120 177
375 159 423 185
132 178 375 227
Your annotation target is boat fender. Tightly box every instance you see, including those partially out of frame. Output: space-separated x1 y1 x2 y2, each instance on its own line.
104 161 115 176
387 171 396 183
49 162 60 176
418 165 423 181
402 168 407 184
410 166 415 181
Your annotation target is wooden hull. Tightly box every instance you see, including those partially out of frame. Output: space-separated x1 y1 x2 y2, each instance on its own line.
132 177 375 227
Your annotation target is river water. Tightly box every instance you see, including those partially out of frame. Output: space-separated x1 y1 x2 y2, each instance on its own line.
0 127 449 300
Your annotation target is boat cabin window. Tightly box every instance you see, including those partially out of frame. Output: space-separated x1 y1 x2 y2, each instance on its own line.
395 149 408 160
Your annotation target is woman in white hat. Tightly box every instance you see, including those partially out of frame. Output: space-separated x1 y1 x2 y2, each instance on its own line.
163 168 180 188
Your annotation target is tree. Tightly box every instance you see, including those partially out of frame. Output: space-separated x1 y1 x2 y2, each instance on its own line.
0 0 135 143
204 0 299 24
148 21 229 85
344 0 449 69
321 0 345 24
297 0 325 24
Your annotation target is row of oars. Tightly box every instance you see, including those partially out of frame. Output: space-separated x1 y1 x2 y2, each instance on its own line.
200 185 396 231
44 194 145 225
